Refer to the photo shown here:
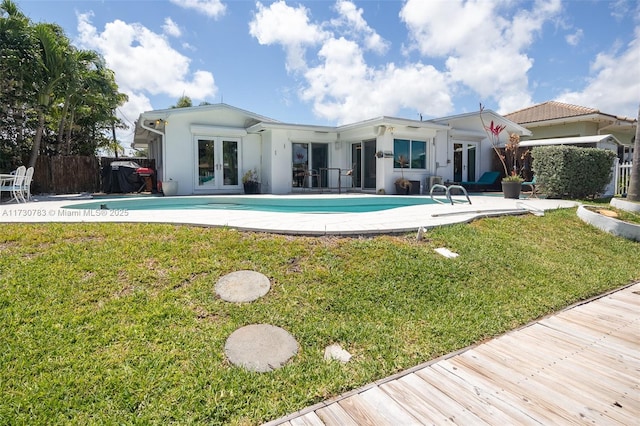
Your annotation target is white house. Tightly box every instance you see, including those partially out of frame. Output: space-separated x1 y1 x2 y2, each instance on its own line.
132 103 530 195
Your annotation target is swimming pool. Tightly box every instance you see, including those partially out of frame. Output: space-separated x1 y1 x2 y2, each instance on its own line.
64 195 438 214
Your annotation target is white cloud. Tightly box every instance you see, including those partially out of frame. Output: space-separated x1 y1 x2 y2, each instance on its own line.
162 17 182 38
301 37 452 124
250 0 451 123
557 27 640 118
400 0 562 114
565 29 583 46
169 0 226 19
331 0 389 54
76 12 216 100
249 0 327 71
249 0 569 123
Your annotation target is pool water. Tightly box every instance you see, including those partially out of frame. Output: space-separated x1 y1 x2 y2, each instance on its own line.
64 195 438 214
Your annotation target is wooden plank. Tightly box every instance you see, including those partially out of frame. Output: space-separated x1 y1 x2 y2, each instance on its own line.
289 412 325 426
337 387 420 426
523 323 640 371
379 374 453 423
573 297 638 320
540 316 640 359
602 288 640 307
473 335 639 424
488 328 640 392
392 372 486 424
315 403 360 426
558 309 639 344
358 386 422 425
446 351 610 424
434 359 562 425
413 365 541 425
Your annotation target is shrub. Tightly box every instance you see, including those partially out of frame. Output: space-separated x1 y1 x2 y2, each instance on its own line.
532 146 616 199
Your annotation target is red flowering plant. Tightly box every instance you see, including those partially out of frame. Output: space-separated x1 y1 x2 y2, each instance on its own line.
479 103 523 182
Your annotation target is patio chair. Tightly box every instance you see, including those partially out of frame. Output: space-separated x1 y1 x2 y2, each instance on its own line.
2 166 27 203
460 171 501 191
21 166 34 201
521 176 538 198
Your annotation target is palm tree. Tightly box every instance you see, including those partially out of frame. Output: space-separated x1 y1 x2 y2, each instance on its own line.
172 95 192 108
54 48 102 154
28 23 69 168
627 105 639 201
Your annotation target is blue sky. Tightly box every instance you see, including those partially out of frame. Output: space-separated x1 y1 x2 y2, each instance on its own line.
15 0 640 149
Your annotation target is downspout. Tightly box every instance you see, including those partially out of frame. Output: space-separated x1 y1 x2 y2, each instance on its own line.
140 119 166 184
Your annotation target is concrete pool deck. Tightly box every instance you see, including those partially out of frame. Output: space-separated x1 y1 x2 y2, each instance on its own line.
0 194 579 235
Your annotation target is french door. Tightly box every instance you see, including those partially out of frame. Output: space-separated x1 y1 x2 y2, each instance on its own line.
453 142 477 183
196 137 239 189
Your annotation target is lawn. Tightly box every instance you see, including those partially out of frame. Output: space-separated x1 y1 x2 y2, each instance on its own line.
0 208 638 425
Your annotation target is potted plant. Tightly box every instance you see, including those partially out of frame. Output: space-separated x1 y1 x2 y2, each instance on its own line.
162 178 179 196
242 168 260 194
394 155 412 195
480 104 524 198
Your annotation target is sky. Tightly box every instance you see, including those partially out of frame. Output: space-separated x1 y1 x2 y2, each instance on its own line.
14 0 640 151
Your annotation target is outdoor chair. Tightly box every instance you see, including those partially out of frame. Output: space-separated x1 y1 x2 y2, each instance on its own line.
1 166 27 203
522 176 538 198
21 166 34 201
460 171 501 191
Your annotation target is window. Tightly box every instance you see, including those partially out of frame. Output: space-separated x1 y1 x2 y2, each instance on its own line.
394 139 426 169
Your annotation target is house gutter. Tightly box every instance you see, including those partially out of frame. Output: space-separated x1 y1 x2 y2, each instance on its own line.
139 118 166 182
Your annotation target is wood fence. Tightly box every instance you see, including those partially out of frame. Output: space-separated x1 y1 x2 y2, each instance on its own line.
32 156 156 195
34 156 100 194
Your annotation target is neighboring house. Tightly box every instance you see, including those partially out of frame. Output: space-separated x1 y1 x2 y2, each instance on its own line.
504 101 637 196
132 103 530 195
504 101 637 161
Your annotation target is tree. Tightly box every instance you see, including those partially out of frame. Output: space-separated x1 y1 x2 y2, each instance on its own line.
28 23 69 168
0 0 37 170
1 0 127 169
172 95 192 108
627 104 639 201
53 47 102 154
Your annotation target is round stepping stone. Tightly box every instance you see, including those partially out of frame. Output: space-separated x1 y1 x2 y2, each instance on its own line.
224 324 298 372
215 270 270 303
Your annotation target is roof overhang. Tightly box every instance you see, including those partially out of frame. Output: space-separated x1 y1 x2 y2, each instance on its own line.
520 134 623 147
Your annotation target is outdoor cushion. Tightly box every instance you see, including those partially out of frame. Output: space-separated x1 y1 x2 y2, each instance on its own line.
460 171 501 187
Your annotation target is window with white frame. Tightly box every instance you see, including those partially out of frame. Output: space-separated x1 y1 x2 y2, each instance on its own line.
394 139 426 169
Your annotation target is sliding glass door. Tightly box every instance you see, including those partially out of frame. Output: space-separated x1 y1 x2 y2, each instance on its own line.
292 143 328 189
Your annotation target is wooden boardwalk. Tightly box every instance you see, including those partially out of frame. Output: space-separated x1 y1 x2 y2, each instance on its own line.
265 282 640 425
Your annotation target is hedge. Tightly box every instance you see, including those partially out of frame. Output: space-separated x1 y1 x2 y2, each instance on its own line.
531 145 616 199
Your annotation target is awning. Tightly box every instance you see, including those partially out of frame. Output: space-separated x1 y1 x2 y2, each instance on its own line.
519 134 622 147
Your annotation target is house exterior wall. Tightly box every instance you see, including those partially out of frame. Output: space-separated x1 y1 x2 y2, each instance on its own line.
157 108 261 195
136 105 528 195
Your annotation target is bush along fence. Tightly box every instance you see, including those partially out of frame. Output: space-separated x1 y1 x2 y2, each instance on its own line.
531 145 616 199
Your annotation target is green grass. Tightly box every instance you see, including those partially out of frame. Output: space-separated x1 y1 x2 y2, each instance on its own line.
1 208 638 425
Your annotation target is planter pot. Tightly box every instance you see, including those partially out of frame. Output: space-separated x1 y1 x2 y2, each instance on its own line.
395 183 411 195
162 180 178 196
501 181 521 199
243 181 261 194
